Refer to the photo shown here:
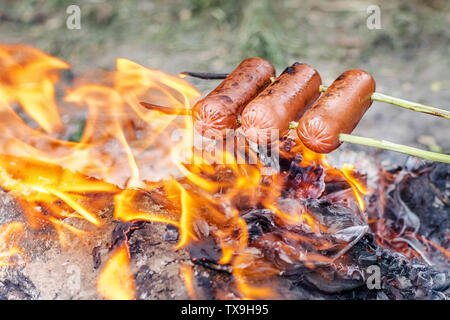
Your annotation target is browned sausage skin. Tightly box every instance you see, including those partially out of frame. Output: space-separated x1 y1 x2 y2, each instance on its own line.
297 69 376 154
192 57 275 139
241 63 322 144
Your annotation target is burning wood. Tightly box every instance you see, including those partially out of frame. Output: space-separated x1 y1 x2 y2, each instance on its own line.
0 44 448 301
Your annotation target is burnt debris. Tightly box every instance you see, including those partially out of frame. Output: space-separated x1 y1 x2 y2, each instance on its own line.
187 159 449 299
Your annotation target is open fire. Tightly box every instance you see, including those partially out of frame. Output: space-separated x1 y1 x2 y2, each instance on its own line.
0 44 448 300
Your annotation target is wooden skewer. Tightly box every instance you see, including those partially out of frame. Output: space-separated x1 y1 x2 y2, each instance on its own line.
319 85 450 120
339 133 450 164
139 100 449 163
179 72 229 80
139 72 450 163
287 121 450 164
180 72 450 120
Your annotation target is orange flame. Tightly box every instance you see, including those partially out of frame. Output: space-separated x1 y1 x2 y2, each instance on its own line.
180 264 197 299
0 43 375 299
0 44 68 133
97 242 136 300
0 222 26 267
340 164 370 211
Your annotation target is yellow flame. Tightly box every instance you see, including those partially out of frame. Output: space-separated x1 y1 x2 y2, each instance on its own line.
180 264 197 299
341 164 370 211
0 222 26 267
0 44 68 133
97 242 136 300
0 43 375 299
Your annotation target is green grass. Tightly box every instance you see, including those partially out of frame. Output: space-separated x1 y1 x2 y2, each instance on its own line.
0 0 448 68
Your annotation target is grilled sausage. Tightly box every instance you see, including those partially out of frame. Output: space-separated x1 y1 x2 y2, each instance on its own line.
241 63 322 144
297 69 376 153
192 58 275 139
